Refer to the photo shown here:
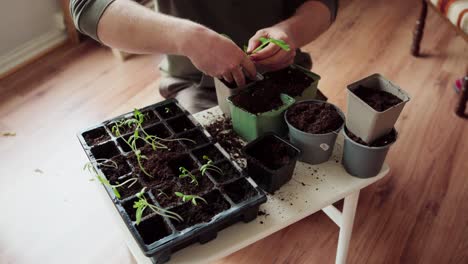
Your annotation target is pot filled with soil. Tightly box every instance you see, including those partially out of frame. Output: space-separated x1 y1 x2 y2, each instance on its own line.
285 100 345 165
243 133 301 193
346 74 410 143
215 65 321 116
342 127 397 178
214 78 256 116
228 88 295 141
78 99 267 264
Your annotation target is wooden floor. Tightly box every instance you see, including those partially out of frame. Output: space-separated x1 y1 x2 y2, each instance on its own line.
0 0 467 263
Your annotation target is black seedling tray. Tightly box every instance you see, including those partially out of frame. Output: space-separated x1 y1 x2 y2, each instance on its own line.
77 99 267 263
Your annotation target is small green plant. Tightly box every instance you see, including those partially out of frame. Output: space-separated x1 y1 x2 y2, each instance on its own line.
164 107 171 114
175 192 207 206
200 155 223 176
250 37 290 54
179 167 198 185
83 160 137 199
96 175 138 199
133 188 183 225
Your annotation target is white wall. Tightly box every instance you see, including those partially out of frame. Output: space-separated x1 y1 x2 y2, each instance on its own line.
0 0 66 74
0 0 62 54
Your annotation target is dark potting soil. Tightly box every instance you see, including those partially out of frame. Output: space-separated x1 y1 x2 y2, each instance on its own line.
287 102 343 134
156 102 183 119
222 178 257 204
129 145 188 188
152 181 180 208
353 86 403 112
99 155 131 181
230 82 284 114
118 178 143 199
229 67 314 114
263 67 314 97
346 128 397 147
83 127 110 146
171 190 230 231
177 172 214 196
246 136 292 170
192 144 225 164
205 117 245 161
206 160 241 184
136 215 172 244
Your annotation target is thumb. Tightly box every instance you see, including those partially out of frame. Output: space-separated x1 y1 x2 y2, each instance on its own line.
247 37 261 54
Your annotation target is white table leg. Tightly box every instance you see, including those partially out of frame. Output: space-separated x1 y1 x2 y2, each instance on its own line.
335 191 360 264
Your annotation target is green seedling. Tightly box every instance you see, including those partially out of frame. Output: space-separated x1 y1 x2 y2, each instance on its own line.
200 155 223 176
96 175 138 199
250 37 290 54
179 167 198 185
175 192 207 206
134 188 183 225
164 107 171 114
83 160 137 199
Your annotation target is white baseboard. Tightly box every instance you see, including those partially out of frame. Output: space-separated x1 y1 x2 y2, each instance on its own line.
0 29 67 76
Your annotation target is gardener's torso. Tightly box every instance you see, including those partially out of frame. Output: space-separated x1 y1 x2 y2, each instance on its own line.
156 0 305 80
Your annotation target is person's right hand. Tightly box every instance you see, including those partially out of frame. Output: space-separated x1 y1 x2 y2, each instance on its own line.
181 26 256 87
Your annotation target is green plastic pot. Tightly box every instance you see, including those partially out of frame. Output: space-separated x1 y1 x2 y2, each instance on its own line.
227 93 296 142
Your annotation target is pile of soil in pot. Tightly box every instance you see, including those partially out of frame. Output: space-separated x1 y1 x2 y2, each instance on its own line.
263 67 314 97
346 127 397 146
230 67 314 114
353 86 403 112
287 102 344 134
246 136 292 170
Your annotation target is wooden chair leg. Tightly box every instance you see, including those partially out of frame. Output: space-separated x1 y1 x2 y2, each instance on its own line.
455 72 468 117
411 0 428 57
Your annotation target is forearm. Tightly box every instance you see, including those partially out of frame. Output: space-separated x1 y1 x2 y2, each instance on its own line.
275 0 333 48
96 0 205 55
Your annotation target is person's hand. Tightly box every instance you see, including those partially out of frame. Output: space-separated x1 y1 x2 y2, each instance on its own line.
181 26 256 87
247 27 297 72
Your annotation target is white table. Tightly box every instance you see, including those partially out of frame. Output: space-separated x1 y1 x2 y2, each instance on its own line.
121 107 390 264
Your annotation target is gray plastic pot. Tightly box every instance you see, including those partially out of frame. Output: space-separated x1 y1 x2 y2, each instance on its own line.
285 100 345 165
347 74 410 143
342 128 397 178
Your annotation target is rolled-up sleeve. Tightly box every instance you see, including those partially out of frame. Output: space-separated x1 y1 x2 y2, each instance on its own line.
70 0 116 41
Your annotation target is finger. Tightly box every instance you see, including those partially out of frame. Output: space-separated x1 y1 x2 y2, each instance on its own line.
231 66 246 87
222 72 234 84
255 49 293 67
250 43 280 61
247 30 265 53
240 56 257 80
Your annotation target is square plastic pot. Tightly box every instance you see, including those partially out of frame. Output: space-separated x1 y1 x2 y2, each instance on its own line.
243 133 300 194
285 100 345 165
214 66 321 116
228 93 295 142
342 127 397 178
289 64 321 101
346 73 410 143
214 78 256 117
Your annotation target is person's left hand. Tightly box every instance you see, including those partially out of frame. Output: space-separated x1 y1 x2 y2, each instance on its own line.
246 27 296 72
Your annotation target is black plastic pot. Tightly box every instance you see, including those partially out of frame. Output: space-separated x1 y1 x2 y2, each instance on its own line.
243 133 301 194
77 99 267 263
